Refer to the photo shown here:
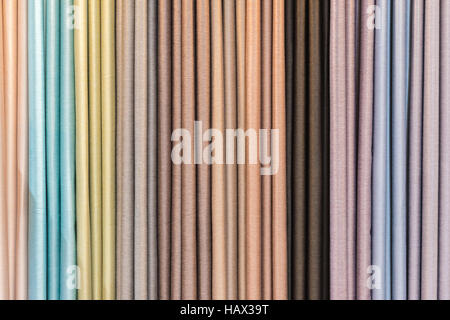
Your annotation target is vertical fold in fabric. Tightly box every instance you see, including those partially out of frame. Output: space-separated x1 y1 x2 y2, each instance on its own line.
157 0 172 300
28 0 47 300
439 0 450 300
181 0 197 300
134 0 148 300
356 0 375 301
330 0 348 300
171 0 182 300
147 0 158 301
292 0 306 300
261 0 272 301
224 0 238 301
408 0 424 301
196 0 212 301
4 0 18 300
272 0 288 300
60 0 77 301
285 0 294 299
17 0 28 300
344 0 357 300
116 0 135 300
0 0 9 301
46 0 61 300
372 0 390 301
88 0 102 300
421 0 440 300
74 0 92 300
245 0 262 300
211 0 227 300
101 0 116 300
308 0 326 300
392 0 409 299
236 0 247 300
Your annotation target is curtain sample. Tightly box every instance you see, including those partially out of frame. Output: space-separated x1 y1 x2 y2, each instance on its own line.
224 0 238 301
4 0 18 301
134 0 148 300
196 0 212 301
408 0 424 301
421 0 440 300
211 0 226 300
147 0 158 301
330 0 348 300
46 0 61 300
74 0 92 300
356 0 375 301
60 0 77 301
157 0 171 300
116 0 134 300
372 0 390 301
88 0 102 300
181 0 197 300
0 0 8 301
272 0 288 300
16 0 28 301
345 0 357 300
28 0 47 300
171 0 182 300
101 0 116 301
245 0 262 300
439 0 450 301
392 0 409 300
236 0 246 301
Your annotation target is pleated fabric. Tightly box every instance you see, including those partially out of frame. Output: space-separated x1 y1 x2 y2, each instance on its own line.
392 0 409 300
345 0 357 300
16 0 28 300
60 0 77 301
330 0 348 300
408 0 424 301
101 0 116 300
292 0 307 300
74 0 92 300
157 0 172 300
372 0 391 301
261 0 272 301
181 0 197 300
196 0 212 301
28 0 47 300
171 0 182 300
224 0 238 300
0 0 8 301
46 0 61 300
88 0 102 300
134 0 148 300
272 0 288 300
245 0 262 300
236 0 246 300
356 0 374 300
421 0 440 300
439 0 450 300
147 0 158 301
4 0 18 301
116 0 134 300
211 0 226 300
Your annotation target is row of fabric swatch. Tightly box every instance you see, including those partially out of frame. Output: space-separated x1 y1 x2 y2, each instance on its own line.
0 0 449 301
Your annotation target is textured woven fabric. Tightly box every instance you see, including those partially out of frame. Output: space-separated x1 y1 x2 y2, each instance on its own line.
439 0 450 301
421 0 440 300
408 0 424 301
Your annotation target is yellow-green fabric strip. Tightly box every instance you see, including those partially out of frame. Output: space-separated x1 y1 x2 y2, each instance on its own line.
74 0 92 300
101 0 116 300
88 0 102 300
